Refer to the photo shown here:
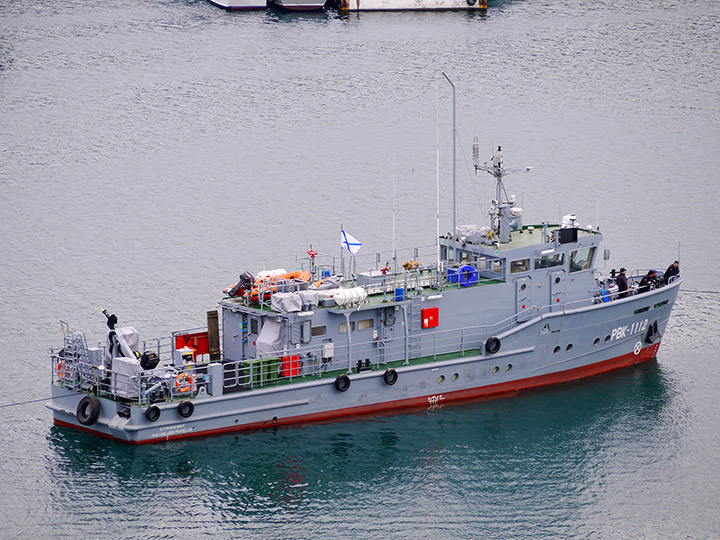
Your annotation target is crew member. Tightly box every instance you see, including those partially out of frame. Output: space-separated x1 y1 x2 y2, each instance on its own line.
638 270 658 294
664 260 680 283
616 267 629 298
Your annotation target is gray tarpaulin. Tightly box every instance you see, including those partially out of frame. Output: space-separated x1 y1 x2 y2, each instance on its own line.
271 292 302 313
111 356 141 399
256 319 284 355
271 290 336 313
311 274 343 290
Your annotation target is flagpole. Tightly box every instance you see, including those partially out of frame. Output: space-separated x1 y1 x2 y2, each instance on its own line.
340 223 345 281
392 157 397 276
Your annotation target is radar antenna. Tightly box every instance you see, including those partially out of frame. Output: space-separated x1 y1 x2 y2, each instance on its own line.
473 141 532 243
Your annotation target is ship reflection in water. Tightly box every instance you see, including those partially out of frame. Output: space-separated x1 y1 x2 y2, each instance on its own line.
46 360 678 535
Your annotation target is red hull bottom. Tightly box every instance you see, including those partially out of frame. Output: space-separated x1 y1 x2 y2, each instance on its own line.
54 342 661 444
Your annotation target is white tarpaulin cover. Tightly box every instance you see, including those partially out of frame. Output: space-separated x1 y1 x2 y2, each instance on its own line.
256 319 284 355
111 356 141 399
455 224 491 244
332 286 368 306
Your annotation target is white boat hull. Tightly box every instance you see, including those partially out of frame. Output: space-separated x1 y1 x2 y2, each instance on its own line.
338 0 485 10
207 0 267 10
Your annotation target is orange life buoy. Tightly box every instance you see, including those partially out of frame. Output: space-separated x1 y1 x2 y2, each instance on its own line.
57 360 70 380
176 372 192 393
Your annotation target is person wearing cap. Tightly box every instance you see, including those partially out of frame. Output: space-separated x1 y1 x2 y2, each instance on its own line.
616 267 629 297
638 270 658 294
664 260 680 284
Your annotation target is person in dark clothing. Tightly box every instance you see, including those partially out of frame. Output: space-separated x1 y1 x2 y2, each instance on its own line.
638 270 658 294
664 260 680 283
616 267 629 297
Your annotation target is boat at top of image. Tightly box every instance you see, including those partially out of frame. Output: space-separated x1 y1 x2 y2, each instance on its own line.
47 105 681 444
207 0 268 10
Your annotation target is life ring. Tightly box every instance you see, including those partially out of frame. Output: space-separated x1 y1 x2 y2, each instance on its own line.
177 399 194 418
57 360 68 379
145 405 161 422
458 264 478 287
383 368 398 386
77 395 101 426
335 374 351 392
485 336 501 355
176 372 192 393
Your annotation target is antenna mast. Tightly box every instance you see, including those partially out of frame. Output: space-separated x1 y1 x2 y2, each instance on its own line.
442 72 456 251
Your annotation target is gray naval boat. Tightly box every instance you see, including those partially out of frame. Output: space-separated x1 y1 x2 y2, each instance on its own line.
48 145 681 443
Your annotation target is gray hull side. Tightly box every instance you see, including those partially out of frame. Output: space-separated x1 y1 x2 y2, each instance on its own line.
49 283 679 443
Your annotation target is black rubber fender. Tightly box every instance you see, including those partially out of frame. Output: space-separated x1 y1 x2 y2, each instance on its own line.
334 374 351 392
145 405 161 422
383 368 398 386
485 336 501 355
177 399 194 418
77 395 101 426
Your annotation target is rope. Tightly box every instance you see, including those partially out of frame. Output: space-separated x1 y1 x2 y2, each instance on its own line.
0 394 76 409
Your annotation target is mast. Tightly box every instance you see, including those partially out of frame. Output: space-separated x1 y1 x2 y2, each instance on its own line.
442 72 456 254
474 144 532 244
435 76 441 272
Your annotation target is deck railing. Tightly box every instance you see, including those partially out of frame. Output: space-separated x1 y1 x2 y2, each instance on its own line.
51 275 679 405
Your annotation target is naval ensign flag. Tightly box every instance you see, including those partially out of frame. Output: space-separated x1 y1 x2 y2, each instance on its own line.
341 230 362 255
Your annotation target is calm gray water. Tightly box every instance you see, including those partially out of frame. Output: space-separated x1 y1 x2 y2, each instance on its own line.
1 0 719 538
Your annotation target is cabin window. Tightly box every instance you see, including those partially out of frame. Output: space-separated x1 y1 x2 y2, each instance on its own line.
251 319 258 334
534 253 564 269
510 259 530 274
311 325 326 337
491 260 503 274
358 319 374 331
339 321 355 333
570 246 595 273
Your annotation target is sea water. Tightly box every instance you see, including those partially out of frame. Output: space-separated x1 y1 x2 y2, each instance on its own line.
1 0 719 538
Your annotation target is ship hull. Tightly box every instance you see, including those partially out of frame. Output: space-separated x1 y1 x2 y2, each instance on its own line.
49 282 678 444
337 0 486 11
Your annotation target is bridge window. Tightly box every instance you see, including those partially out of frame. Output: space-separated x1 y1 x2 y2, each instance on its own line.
339 321 355 333
511 258 530 274
358 319 374 330
570 246 596 273
311 325 326 337
534 253 564 269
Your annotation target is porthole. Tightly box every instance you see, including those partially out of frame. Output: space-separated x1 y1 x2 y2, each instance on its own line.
604 335 611 344
506 364 512 372
520 283 527 291
593 337 600 346
553 346 560 355
451 373 459 382
555 277 561 284
566 343 573 352
438 375 445 384
492 366 499 375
